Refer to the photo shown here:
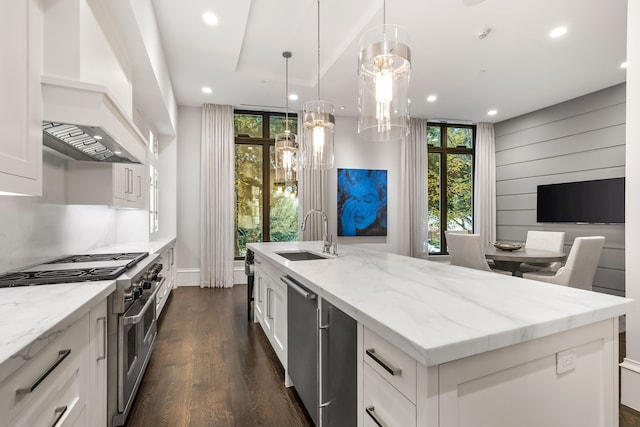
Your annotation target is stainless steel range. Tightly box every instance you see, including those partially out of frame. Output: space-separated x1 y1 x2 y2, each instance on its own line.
107 253 164 427
0 251 163 427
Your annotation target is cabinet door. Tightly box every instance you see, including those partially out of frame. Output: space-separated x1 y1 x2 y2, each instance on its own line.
112 164 128 201
0 0 42 196
88 300 107 427
271 280 287 367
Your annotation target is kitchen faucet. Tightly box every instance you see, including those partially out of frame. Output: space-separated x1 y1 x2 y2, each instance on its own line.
301 209 335 254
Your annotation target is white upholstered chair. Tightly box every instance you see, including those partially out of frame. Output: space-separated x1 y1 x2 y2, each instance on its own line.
519 231 566 273
522 236 605 291
445 231 492 272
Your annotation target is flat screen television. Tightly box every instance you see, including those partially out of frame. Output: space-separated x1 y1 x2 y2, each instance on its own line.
536 177 625 223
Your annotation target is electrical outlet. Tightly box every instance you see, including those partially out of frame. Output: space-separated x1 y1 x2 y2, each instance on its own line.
556 348 578 374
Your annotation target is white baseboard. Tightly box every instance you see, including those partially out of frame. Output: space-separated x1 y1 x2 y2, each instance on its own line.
621 358 640 411
177 268 200 287
177 266 248 287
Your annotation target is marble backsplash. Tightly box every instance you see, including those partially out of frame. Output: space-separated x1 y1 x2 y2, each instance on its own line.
0 150 147 273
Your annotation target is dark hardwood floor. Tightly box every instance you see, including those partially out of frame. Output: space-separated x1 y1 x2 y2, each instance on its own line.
125 285 640 427
124 286 313 427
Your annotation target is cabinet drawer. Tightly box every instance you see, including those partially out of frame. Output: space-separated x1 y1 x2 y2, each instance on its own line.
254 256 282 283
363 363 416 427
363 327 417 403
0 313 89 425
8 365 86 427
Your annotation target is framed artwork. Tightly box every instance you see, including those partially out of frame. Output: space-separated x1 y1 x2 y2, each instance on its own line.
337 168 387 236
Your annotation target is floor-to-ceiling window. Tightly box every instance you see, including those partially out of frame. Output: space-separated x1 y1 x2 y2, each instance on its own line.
427 123 475 255
234 111 299 258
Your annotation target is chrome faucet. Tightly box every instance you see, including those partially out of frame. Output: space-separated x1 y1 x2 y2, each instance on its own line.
301 209 333 254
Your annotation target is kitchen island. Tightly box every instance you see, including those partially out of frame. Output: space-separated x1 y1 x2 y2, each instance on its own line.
248 241 631 427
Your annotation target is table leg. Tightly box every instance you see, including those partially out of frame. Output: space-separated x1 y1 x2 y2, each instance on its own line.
492 260 522 276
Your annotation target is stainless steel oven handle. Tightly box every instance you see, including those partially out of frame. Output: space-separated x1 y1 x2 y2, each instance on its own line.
281 276 316 300
123 285 160 326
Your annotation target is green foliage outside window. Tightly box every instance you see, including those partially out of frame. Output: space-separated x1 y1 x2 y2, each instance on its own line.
234 112 299 258
427 124 474 254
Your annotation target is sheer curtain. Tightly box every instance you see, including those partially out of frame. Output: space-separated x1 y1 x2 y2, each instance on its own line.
200 104 235 288
398 118 428 257
297 115 329 240
474 122 497 247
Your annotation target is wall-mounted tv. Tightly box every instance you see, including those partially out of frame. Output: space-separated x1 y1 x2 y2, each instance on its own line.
537 177 625 223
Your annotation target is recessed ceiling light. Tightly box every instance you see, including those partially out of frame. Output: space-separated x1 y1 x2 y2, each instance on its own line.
621 62 628 69
549 26 567 38
340 106 345 110
427 95 437 102
289 94 298 101
202 86 213 94
203 12 218 26
487 109 497 116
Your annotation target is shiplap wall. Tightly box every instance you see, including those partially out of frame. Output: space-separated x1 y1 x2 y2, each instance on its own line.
494 83 626 296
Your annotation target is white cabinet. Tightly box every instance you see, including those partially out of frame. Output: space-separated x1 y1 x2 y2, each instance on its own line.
253 256 287 368
361 327 417 427
66 161 146 209
0 298 108 427
0 0 42 196
156 242 175 319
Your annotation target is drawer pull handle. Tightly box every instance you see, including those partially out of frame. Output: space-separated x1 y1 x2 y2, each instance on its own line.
365 406 388 427
51 405 68 427
16 349 71 396
366 348 402 376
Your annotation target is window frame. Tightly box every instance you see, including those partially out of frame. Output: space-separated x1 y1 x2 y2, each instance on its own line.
234 110 298 259
427 123 476 255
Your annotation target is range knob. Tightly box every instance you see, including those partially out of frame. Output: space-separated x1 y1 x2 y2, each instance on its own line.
142 280 152 290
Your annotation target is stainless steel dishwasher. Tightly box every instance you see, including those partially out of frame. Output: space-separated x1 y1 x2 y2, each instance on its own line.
283 275 356 426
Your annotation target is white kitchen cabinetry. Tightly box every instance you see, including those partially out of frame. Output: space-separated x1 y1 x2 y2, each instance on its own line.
156 243 175 318
66 161 146 209
0 0 42 196
0 299 108 427
253 256 287 369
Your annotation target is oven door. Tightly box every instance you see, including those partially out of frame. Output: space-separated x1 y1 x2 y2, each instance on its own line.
117 286 159 414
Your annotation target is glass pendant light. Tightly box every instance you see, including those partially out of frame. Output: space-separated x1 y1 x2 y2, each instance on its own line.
302 0 335 170
275 51 298 189
358 0 411 142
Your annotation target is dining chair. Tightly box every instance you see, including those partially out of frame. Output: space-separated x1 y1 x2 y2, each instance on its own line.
445 231 492 272
522 236 605 291
519 231 565 273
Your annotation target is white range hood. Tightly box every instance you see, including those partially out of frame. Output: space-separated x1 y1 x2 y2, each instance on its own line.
41 75 147 163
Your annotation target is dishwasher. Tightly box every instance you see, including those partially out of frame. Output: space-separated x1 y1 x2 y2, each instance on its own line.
282 275 356 427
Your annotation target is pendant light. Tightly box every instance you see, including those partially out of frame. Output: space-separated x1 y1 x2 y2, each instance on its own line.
275 51 298 191
301 0 335 170
358 0 411 142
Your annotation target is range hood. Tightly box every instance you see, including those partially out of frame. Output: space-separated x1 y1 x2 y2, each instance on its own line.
42 76 147 164
43 122 138 163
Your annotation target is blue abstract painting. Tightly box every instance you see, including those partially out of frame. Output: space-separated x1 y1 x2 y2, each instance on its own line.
337 168 387 236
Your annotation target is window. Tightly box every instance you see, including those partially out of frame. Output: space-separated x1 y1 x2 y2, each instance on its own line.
427 123 475 254
234 111 299 258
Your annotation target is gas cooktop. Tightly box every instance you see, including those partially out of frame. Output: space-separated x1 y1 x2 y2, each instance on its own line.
0 252 149 288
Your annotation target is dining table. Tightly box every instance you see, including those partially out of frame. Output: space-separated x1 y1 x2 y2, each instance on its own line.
484 246 566 276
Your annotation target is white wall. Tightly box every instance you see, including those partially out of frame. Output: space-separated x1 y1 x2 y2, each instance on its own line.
494 84 626 296
0 151 119 273
176 106 202 285
621 0 640 412
175 110 404 285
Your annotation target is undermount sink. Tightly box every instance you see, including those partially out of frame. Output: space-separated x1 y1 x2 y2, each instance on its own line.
276 251 328 261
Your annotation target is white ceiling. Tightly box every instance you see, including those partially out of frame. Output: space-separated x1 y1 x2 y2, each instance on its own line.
152 0 628 124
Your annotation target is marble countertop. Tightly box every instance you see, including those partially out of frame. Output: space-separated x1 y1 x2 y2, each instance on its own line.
0 280 115 383
0 236 175 383
248 241 631 366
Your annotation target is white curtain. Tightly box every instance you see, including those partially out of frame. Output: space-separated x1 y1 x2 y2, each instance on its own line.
398 118 428 257
474 122 497 247
200 104 235 288
297 115 329 240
